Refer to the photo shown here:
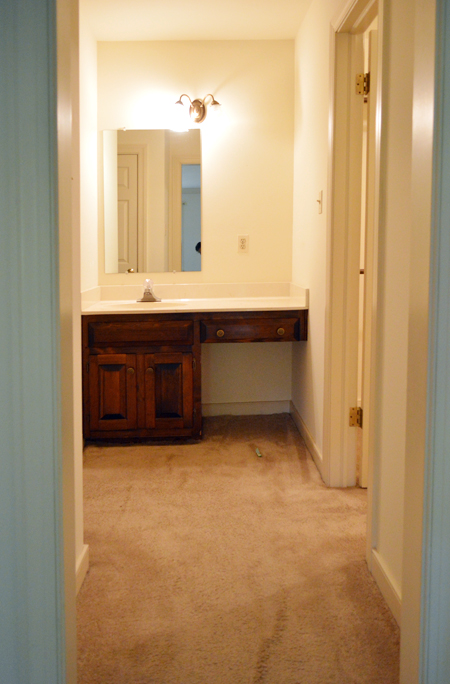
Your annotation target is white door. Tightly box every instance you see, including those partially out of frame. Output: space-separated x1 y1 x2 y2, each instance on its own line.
117 153 138 273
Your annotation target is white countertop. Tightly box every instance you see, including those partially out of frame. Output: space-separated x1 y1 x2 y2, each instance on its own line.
82 295 308 315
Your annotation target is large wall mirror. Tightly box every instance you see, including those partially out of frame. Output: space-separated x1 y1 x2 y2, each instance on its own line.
103 128 201 273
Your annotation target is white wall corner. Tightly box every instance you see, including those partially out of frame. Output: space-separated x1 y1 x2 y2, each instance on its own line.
76 543 90 595
290 400 324 478
81 286 101 308
370 548 402 626
289 283 309 306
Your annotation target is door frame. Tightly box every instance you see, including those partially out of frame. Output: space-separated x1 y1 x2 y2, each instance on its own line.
323 0 381 489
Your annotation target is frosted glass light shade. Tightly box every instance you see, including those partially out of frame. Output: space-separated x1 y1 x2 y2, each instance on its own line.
171 100 190 132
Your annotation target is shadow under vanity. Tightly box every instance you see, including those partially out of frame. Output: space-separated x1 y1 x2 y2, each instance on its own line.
82 305 308 441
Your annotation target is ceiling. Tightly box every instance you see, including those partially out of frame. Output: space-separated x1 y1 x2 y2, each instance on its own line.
81 0 314 41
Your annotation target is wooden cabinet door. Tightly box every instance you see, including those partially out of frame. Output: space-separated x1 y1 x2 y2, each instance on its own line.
143 353 193 430
89 354 137 432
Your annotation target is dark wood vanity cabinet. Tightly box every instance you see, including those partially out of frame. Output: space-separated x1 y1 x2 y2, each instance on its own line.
87 351 195 433
82 314 202 440
82 309 307 442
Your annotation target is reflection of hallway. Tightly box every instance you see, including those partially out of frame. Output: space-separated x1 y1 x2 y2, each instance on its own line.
77 415 399 683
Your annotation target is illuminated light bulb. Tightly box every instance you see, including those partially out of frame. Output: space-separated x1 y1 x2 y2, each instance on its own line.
171 100 189 132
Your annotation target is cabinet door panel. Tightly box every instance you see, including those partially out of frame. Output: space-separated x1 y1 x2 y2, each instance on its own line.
144 353 193 430
89 354 137 431
156 361 183 418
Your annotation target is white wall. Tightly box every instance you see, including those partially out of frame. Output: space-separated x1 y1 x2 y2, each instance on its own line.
291 0 345 458
370 0 414 608
77 38 297 411
94 40 294 286
79 9 98 292
58 0 80 677
202 343 293 414
400 0 436 677
59 0 88 610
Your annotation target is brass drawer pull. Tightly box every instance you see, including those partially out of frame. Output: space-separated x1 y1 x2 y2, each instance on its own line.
127 367 135 375
277 327 285 337
146 367 154 374
216 329 225 338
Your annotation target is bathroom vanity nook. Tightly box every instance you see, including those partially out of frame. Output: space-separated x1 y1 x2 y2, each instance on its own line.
82 308 308 441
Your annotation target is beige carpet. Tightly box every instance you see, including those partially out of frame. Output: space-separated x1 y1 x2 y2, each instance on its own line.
77 414 399 684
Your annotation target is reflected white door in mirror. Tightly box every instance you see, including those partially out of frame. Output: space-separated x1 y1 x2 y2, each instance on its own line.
103 129 201 274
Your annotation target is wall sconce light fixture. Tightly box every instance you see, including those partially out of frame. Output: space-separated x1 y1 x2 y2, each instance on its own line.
172 93 221 131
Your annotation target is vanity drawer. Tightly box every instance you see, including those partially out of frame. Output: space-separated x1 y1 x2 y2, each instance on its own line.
86 319 194 348
200 316 301 343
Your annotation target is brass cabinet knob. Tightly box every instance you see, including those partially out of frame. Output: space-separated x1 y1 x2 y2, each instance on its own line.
277 327 285 336
216 329 225 338
127 367 135 375
146 367 154 374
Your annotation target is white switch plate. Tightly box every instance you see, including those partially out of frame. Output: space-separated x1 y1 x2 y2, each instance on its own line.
238 234 249 253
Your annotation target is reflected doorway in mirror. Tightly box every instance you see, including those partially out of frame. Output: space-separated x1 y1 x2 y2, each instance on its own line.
181 163 201 272
102 129 201 274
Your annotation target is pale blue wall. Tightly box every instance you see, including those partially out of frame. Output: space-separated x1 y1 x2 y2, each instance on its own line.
181 164 201 272
421 1 450 681
0 0 66 682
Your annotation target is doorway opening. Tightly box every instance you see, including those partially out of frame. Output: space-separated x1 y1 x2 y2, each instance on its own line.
323 0 380 490
323 0 385 608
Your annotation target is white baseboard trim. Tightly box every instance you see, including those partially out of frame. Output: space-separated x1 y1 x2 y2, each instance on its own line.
370 549 402 626
289 401 324 477
202 400 291 417
76 543 90 595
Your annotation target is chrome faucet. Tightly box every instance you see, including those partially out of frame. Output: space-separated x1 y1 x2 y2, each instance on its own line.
137 279 161 302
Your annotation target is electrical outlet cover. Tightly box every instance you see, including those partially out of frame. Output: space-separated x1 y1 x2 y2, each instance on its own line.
238 234 249 252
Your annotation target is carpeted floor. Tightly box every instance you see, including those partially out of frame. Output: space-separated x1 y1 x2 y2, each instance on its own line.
77 414 399 684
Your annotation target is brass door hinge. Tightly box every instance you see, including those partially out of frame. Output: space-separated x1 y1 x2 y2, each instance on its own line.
356 72 370 97
193 358 197 371
349 406 363 428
